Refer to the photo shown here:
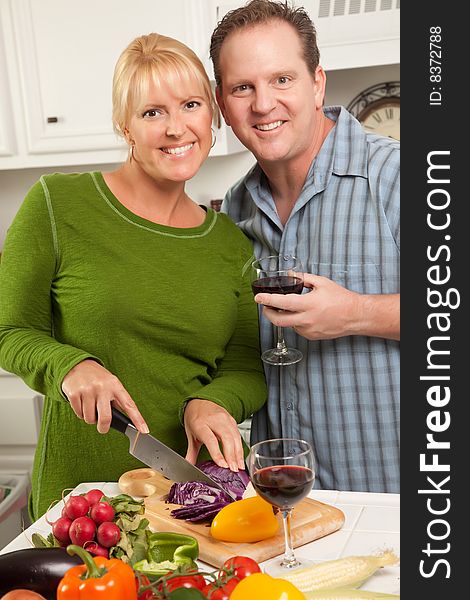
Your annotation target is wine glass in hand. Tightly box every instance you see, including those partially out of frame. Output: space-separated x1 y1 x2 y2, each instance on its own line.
251 255 304 366
247 438 315 575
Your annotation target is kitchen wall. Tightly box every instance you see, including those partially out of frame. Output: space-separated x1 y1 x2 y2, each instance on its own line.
0 63 399 248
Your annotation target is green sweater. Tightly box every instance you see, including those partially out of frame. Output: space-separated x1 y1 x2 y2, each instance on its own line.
0 172 266 520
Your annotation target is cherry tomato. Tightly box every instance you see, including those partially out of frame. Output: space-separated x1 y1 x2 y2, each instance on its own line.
222 556 261 580
135 574 154 599
159 572 206 593
202 577 239 600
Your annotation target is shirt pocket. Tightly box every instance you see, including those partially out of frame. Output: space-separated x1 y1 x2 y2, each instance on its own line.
306 262 384 295
305 261 398 354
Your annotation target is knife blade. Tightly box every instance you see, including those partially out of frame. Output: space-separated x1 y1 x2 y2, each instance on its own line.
110 407 235 499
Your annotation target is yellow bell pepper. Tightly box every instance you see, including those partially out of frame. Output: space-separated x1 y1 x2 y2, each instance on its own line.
230 572 306 600
210 496 279 543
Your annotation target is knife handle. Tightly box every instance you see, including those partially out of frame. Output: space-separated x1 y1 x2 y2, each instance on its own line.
110 406 132 433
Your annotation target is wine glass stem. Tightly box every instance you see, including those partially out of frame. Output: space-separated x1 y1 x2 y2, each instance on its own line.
275 326 288 354
281 508 298 568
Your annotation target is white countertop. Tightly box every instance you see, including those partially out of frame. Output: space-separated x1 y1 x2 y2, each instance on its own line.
1 482 400 595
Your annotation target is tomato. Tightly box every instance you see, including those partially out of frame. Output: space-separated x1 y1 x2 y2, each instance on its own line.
222 556 261 581
135 574 154 599
159 572 206 593
202 577 239 600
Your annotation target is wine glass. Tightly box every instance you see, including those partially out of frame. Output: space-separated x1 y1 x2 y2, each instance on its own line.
247 438 315 575
251 255 304 366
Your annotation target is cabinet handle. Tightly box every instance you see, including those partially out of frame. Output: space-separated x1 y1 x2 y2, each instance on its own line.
47 116 58 123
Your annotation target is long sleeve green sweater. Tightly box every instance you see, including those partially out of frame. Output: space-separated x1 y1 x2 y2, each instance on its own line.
0 172 266 519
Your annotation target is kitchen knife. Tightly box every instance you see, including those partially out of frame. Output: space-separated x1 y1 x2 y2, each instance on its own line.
110 407 235 499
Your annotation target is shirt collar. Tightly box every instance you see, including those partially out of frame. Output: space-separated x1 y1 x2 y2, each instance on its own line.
323 105 369 178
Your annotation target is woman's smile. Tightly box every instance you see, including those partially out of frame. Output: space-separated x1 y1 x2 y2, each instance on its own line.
160 142 195 156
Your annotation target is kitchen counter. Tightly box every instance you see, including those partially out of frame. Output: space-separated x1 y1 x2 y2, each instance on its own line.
1 482 400 595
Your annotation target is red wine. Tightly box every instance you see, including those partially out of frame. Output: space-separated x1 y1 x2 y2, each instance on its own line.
251 275 303 296
252 465 314 509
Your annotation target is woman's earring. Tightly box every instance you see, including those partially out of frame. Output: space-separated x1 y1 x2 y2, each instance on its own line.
129 142 135 163
211 127 217 149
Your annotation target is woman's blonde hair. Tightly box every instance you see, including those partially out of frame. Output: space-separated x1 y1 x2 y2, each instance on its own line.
112 33 218 137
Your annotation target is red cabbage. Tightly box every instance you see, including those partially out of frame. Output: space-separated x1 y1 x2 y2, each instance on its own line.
197 460 250 501
167 480 231 505
170 500 229 523
166 460 250 523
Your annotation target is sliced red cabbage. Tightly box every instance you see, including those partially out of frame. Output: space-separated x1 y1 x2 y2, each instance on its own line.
166 460 250 523
167 480 231 505
197 460 250 501
170 500 229 522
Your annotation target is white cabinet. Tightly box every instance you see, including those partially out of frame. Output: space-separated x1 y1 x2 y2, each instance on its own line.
304 0 400 71
0 0 244 171
0 368 39 471
0 0 399 171
199 0 399 74
0 54 16 159
0 2 20 160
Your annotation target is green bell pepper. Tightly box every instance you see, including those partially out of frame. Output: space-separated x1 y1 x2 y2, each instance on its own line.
133 532 199 577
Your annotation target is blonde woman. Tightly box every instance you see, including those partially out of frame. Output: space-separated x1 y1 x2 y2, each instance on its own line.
0 33 266 520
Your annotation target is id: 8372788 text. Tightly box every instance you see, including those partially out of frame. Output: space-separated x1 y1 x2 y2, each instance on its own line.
429 26 442 106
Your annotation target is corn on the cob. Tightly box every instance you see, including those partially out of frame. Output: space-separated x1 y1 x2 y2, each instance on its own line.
304 588 399 599
280 551 399 592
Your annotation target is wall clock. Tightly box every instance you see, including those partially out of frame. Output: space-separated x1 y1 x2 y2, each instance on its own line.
346 81 400 141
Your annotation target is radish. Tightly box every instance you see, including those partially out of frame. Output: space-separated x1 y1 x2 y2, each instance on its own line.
51 516 72 546
84 541 109 558
90 501 115 525
96 521 121 548
84 489 104 506
69 516 96 546
63 495 89 520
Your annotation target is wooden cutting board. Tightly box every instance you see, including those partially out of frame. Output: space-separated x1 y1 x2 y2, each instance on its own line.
119 468 345 567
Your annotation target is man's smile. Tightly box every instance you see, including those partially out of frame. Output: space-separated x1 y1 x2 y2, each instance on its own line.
254 120 285 131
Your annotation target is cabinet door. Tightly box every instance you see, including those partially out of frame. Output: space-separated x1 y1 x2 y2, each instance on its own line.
297 0 400 70
0 370 38 446
203 0 399 72
199 0 245 81
190 0 246 156
10 0 192 156
0 3 18 158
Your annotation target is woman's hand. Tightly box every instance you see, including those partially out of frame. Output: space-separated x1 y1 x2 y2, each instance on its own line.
183 399 245 472
61 359 149 434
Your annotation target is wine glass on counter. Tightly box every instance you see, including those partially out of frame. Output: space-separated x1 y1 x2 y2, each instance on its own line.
251 255 304 366
247 438 315 575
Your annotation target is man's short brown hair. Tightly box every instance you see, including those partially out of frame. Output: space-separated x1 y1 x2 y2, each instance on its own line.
210 0 320 89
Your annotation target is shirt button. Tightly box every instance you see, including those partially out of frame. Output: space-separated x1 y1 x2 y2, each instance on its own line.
286 402 293 410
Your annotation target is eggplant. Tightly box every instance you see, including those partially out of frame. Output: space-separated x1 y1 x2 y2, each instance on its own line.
0 547 82 599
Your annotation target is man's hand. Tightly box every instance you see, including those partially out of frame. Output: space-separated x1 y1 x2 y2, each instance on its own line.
184 399 245 472
255 273 400 341
62 359 149 434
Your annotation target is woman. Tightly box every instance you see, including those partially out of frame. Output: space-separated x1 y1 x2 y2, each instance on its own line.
0 33 266 520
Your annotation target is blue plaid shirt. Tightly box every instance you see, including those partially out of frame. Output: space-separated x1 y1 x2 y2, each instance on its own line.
223 106 400 493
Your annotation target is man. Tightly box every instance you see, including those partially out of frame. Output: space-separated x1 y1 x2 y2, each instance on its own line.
210 0 400 493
